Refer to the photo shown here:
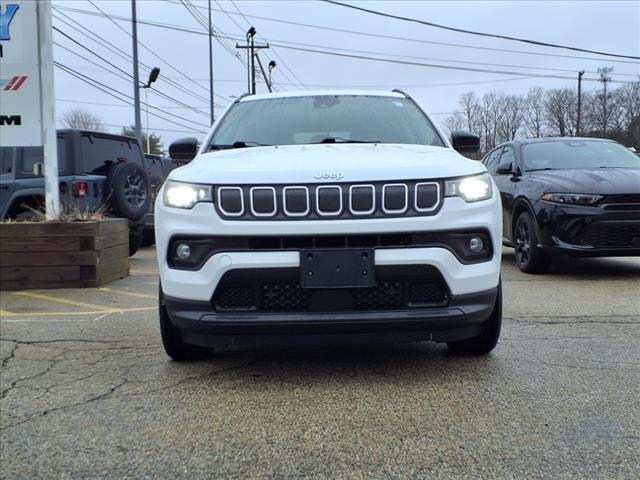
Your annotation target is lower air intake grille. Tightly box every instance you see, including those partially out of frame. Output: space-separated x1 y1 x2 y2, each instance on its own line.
583 224 640 247
212 266 449 313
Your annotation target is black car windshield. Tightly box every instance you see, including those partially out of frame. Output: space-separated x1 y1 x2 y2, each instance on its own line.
208 95 446 149
523 140 640 171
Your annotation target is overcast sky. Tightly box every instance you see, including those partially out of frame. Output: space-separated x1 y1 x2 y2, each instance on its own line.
51 0 640 148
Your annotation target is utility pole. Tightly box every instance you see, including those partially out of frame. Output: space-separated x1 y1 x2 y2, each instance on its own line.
236 27 269 95
208 0 214 124
598 66 613 137
131 0 142 143
576 70 584 136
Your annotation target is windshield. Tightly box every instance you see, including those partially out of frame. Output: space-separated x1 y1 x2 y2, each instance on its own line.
523 140 640 170
208 95 446 149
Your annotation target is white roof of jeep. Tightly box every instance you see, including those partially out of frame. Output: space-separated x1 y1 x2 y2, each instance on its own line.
238 90 406 102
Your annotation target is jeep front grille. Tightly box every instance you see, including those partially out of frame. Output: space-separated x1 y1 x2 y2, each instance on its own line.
214 181 442 220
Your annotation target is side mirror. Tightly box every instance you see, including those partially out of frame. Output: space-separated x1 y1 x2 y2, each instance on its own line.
495 161 513 175
169 137 199 163
451 130 480 154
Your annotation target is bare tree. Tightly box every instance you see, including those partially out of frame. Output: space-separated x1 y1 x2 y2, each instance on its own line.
442 110 466 135
60 108 105 131
498 94 525 142
544 88 577 136
525 87 545 138
614 80 640 146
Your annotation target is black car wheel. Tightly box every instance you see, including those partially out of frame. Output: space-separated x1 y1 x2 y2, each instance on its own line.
159 285 212 361
447 280 502 355
107 162 151 221
514 212 551 274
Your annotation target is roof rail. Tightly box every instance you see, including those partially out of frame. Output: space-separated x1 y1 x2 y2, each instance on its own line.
233 92 251 103
392 89 412 99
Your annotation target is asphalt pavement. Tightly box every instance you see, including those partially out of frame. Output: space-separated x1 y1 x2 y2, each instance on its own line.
1 247 639 479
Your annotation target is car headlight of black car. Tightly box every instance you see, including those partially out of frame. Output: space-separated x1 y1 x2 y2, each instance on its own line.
541 193 603 205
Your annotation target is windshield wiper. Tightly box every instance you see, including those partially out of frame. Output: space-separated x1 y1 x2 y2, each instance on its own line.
311 136 382 144
209 141 270 150
525 168 560 172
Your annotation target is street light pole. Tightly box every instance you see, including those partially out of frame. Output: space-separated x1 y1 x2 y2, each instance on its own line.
145 88 150 154
268 60 276 90
208 0 214 124
131 0 142 143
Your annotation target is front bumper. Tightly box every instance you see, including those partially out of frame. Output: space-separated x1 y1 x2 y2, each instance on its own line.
164 287 498 347
156 196 502 301
535 201 640 257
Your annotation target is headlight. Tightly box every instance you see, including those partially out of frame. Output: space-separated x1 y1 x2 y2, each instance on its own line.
541 193 603 205
163 180 212 209
445 173 493 203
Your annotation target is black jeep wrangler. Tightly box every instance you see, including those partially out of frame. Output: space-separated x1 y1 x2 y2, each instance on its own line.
0 129 152 256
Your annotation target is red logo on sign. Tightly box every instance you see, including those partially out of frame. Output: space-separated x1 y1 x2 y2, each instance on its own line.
3 75 27 91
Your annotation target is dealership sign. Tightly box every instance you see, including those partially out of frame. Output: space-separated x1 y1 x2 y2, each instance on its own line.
0 1 42 146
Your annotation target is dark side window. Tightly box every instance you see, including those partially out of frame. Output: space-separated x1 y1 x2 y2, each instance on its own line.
80 135 141 174
18 138 67 176
484 148 503 174
496 146 515 174
0 147 14 175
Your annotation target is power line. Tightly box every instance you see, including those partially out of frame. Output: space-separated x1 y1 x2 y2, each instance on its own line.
268 43 633 84
53 22 220 117
52 9 222 111
54 62 208 133
53 5 639 82
156 2 640 66
322 0 640 60
226 0 306 90
86 0 227 105
57 98 210 109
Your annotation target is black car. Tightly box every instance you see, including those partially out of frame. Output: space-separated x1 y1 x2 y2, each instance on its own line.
483 137 640 273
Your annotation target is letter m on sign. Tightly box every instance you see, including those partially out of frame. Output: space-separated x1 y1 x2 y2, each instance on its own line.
0 115 22 126
0 4 20 41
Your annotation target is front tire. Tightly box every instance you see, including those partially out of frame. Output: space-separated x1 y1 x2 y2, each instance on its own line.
447 281 502 355
514 211 551 274
159 285 212 361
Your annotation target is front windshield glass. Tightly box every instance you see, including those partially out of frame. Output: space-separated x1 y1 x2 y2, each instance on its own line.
523 140 640 170
208 95 446 149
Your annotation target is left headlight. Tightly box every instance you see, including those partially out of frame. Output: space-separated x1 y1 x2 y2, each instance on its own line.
541 193 603 205
163 180 212 209
445 173 493 203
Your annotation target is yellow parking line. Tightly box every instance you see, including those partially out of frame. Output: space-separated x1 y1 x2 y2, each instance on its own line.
13 292 114 312
1 306 157 318
0 309 17 317
99 287 157 300
130 269 159 276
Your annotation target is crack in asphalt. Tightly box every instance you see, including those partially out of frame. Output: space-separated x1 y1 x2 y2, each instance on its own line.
1 355 257 431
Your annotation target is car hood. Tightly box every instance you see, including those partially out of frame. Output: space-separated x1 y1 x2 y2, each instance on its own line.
170 143 484 184
526 168 640 195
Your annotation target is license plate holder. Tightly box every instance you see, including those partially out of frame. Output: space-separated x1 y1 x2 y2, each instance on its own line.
300 249 375 289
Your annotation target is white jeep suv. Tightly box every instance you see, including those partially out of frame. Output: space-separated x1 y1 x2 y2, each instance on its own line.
156 90 502 360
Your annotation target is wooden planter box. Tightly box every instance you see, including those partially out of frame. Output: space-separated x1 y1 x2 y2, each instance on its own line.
0 218 129 290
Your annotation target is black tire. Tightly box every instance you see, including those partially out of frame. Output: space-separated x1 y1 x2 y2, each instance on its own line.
447 280 502 355
159 286 212 361
106 162 151 221
514 211 551 274
129 224 143 256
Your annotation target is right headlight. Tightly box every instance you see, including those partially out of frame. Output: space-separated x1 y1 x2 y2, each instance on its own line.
163 180 212 209
445 173 493 203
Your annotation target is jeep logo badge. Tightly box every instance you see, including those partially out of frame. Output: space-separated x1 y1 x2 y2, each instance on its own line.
315 171 344 181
